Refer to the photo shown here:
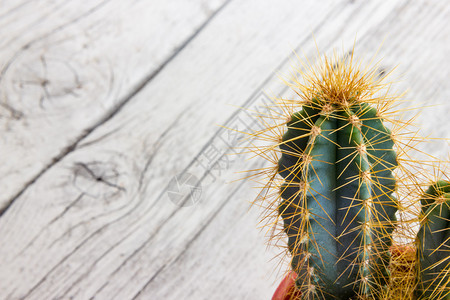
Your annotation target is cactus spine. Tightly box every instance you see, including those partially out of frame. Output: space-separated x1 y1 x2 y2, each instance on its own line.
416 181 450 299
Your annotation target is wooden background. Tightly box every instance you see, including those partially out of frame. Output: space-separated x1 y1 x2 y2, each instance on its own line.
0 1 449 299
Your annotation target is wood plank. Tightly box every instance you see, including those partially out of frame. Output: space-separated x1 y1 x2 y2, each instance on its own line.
0 0 228 212
0 0 448 299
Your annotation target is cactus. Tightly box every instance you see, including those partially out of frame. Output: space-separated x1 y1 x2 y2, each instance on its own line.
264 51 400 299
416 181 450 299
278 95 398 297
243 50 450 299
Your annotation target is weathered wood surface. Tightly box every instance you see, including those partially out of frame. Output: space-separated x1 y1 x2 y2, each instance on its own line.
0 0 448 299
0 0 227 211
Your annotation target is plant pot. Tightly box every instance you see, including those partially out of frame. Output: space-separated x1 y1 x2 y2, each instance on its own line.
272 271 301 300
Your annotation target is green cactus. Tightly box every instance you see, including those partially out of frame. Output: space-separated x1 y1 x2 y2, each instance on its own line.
244 51 450 300
278 97 398 298
416 181 450 299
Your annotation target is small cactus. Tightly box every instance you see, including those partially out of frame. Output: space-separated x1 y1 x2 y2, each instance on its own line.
278 91 397 298
416 181 450 299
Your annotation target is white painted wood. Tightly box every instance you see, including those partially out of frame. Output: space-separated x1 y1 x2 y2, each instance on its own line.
0 0 448 299
0 0 227 211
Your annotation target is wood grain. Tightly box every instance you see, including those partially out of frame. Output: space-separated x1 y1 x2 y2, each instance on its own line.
0 0 227 212
0 0 449 299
